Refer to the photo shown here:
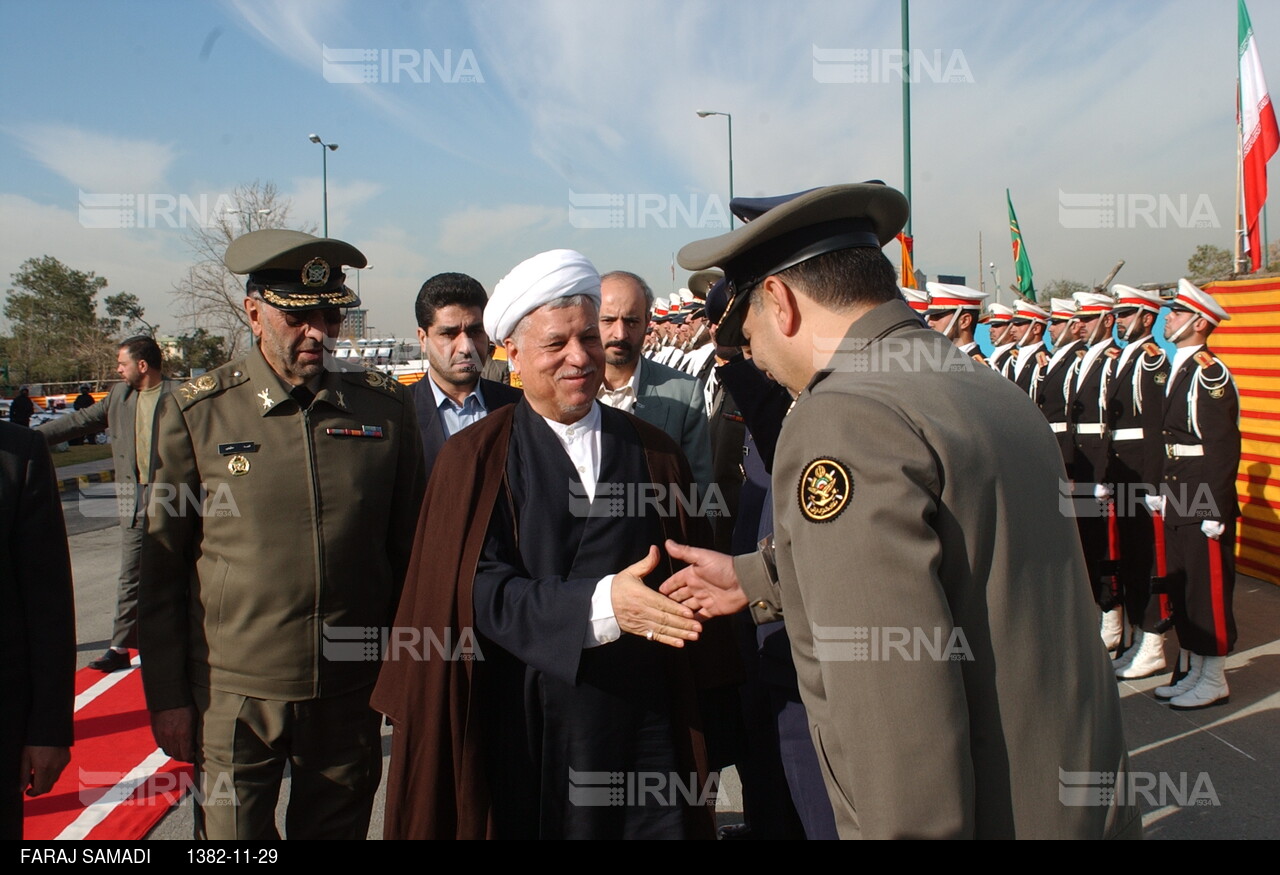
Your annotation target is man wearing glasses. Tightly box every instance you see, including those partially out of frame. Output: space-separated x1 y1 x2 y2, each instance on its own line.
138 230 425 839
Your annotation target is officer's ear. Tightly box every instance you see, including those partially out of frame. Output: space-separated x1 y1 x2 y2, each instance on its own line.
244 296 265 339
759 275 800 337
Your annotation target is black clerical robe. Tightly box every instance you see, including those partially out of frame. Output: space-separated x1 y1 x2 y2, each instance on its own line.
371 400 720 840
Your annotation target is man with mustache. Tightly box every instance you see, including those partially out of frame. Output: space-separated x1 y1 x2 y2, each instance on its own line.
409 272 522 482
597 270 712 492
374 250 727 838
138 230 425 838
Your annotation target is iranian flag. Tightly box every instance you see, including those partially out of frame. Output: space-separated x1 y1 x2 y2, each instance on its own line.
1240 0 1280 271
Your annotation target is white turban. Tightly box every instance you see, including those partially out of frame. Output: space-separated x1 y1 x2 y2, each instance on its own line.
485 249 602 342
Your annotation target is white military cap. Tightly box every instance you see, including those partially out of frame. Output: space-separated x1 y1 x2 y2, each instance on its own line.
1072 291 1114 314
899 286 929 312
924 282 987 316
1013 299 1050 323
1111 284 1164 314
1049 297 1078 321
1167 278 1230 325
485 249 601 341
980 302 1015 325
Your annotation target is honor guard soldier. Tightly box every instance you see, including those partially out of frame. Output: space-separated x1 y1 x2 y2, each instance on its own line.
1006 299 1051 399
1151 280 1240 709
984 303 1018 373
1103 285 1172 679
1038 297 1084 471
138 230 427 839
922 282 988 362
1068 290 1123 648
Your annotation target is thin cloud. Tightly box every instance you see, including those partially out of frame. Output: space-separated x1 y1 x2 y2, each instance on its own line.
6 123 176 193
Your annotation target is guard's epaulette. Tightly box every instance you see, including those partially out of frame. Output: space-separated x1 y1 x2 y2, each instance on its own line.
1105 347 1120 359
1194 350 1216 369
344 367 406 398
1037 350 1050 368
1008 348 1019 358
1076 349 1087 359
1143 341 1165 360
175 368 243 408
971 352 987 364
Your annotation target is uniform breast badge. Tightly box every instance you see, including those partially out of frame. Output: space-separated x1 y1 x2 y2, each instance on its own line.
798 458 853 523
228 455 251 476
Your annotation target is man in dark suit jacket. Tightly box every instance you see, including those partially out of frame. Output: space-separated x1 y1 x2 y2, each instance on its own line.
37 335 175 672
409 273 521 482
597 271 712 491
1 421 74 839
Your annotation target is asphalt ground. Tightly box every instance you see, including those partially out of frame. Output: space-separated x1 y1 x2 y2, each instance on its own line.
57 458 1279 840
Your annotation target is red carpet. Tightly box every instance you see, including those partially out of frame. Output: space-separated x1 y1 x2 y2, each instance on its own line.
22 654 193 840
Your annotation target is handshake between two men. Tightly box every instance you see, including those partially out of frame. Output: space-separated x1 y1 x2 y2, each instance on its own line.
612 541 744 647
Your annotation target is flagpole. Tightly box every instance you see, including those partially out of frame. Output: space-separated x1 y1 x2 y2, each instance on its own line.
1236 113 1246 274
901 0 911 239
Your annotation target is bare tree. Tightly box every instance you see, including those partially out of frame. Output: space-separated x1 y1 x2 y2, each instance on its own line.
172 181 315 359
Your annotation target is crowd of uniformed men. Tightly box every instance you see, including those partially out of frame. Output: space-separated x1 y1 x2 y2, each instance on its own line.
10 180 1243 841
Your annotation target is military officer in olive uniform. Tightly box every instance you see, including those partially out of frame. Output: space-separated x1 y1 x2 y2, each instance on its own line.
138 230 426 839
662 183 1137 839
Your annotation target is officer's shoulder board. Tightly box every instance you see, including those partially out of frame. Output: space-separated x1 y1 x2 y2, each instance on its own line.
970 352 987 365
175 367 244 409
1075 348 1087 359
1143 341 1166 361
1008 348 1019 359
1193 350 1232 396
1105 347 1121 359
1036 350 1050 368
342 367 408 400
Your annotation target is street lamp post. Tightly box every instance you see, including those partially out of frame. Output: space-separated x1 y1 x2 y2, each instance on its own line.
308 133 339 237
696 110 734 228
226 208 272 233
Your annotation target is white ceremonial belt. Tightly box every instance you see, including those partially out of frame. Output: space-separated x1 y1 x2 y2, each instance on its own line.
1166 444 1205 458
1049 422 1068 434
1111 428 1144 441
1074 423 1104 435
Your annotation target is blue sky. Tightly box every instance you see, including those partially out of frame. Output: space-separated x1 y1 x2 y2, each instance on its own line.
2 0 1277 343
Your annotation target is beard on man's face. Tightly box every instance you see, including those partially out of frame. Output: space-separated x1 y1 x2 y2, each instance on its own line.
604 339 636 366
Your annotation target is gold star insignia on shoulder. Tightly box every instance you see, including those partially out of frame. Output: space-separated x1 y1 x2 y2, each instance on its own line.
798 458 853 523
257 388 275 410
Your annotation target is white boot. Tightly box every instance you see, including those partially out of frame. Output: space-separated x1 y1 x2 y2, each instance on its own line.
1100 608 1123 651
1116 631 1166 679
1111 627 1142 672
1169 656 1230 710
1155 653 1201 699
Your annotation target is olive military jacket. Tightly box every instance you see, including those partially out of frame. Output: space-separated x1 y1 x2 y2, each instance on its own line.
735 299 1139 840
138 348 425 709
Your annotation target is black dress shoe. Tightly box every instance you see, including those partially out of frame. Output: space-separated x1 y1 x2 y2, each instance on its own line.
88 649 131 672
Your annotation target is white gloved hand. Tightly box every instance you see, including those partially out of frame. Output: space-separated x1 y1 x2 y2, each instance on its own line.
1200 520 1225 540
1143 494 1165 515
1093 483 1114 501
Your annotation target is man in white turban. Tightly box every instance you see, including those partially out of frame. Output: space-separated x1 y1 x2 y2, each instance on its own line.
373 250 733 840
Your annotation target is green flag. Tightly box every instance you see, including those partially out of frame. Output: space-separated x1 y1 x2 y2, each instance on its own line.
1006 189 1035 301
